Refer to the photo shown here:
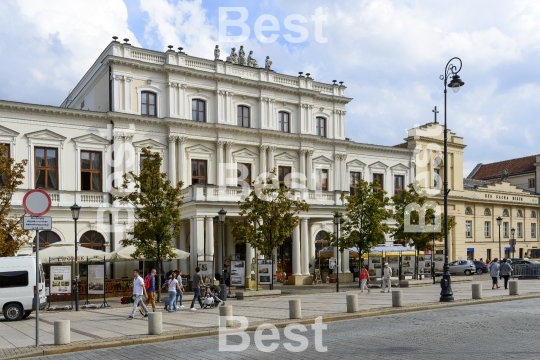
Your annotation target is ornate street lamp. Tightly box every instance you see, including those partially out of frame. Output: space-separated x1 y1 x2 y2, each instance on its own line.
496 216 503 260
440 57 465 303
333 212 341 293
218 208 227 298
430 214 436 284
70 203 81 311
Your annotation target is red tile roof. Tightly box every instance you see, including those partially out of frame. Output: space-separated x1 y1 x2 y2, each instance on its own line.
393 142 409 149
469 155 538 180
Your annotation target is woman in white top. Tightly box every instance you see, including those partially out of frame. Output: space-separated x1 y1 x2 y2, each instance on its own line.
489 257 500 289
166 273 181 312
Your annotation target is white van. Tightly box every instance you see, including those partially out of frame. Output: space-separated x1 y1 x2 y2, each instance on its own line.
0 255 47 321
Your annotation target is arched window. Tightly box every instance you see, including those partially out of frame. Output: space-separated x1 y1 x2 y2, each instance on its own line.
465 207 473 215
34 231 61 250
484 208 491 216
192 99 206 122
316 117 326 137
141 91 157 116
278 111 290 132
314 231 328 253
531 211 537 218
80 231 105 251
237 105 250 127
502 209 509 217
517 210 523 217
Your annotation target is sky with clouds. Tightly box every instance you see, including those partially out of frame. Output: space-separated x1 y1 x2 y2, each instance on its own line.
1 0 539 175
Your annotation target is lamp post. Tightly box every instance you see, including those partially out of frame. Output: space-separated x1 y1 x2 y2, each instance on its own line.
70 203 81 311
430 214 436 284
510 227 516 261
496 216 503 260
334 212 341 293
439 57 465 303
218 208 227 299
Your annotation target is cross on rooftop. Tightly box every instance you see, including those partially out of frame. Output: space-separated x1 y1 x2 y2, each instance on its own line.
432 106 439 124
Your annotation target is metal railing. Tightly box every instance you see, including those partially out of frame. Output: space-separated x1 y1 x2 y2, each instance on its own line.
512 264 540 278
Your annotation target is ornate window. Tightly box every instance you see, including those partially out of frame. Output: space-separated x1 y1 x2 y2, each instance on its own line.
484 221 491 238
503 222 509 238
278 111 290 132
394 175 404 195
191 159 207 185
237 105 250 128
350 172 362 195
315 231 328 253
141 91 157 116
278 166 292 187
532 223 537 238
484 208 491 216
517 222 523 238
192 99 206 122
315 169 328 191
517 210 523 217
465 220 472 238
531 211 537 218
80 231 105 251
81 151 102 192
0 143 9 185
34 231 60 250
502 209 509 217
35 147 58 190
373 173 384 191
237 163 251 186
316 117 326 137
465 207 473 215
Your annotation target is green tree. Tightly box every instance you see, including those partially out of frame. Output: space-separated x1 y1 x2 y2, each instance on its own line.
391 183 456 277
115 148 183 300
230 169 310 288
0 145 30 256
328 179 392 285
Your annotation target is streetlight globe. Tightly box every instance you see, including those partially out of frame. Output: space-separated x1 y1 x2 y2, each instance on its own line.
70 203 81 221
430 214 436 226
448 74 465 93
218 208 227 222
496 216 503 226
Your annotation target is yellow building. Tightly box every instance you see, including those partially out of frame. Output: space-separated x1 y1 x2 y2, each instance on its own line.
400 122 540 262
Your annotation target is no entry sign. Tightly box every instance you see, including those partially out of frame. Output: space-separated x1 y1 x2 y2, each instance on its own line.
22 189 52 216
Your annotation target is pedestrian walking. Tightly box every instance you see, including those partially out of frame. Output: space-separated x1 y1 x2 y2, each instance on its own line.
381 263 392 293
190 267 205 311
128 269 149 320
489 257 500 289
360 265 370 293
166 272 181 312
175 270 185 308
143 269 157 312
500 258 513 289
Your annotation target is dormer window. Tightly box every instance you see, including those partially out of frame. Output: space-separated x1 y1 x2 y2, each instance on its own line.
237 105 250 128
141 91 156 116
192 99 206 122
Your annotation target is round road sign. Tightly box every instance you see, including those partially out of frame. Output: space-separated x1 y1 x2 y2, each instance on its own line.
22 189 52 216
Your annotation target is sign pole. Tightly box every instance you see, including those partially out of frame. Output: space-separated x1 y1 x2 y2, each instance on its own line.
35 229 39 347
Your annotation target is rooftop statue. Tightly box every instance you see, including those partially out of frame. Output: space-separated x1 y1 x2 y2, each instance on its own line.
247 51 259 68
226 47 238 64
214 45 220 61
265 56 272 70
238 45 247 65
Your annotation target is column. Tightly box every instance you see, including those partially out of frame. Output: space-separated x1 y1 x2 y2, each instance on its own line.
301 219 310 275
112 132 124 188
205 217 214 261
179 221 188 273
225 141 234 186
342 248 350 273
259 145 267 177
180 84 187 118
268 146 275 173
309 223 316 270
299 103 305 133
226 224 235 260
306 150 314 190
216 222 223 275
112 74 122 111
168 82 175 117
190 216 205 276
299 149 307 189
189 217 196 276
341 155 348 191
333 154 341 191
216 141 225 186
246 243 255 268
168 135 176 185
259 97 266 129
333 245 339 275
307 105 313 134
292 225 301 276
177 137 186 186
125 76 132 113
341 111 346 139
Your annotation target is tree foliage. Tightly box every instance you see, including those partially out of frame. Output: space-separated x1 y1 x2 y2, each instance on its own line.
0 145 30 257
114 148 183 297
230 169 310 259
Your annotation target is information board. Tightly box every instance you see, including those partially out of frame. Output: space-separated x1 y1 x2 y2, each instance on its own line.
50 266 72 295
230 260 245 287
87 264 105 295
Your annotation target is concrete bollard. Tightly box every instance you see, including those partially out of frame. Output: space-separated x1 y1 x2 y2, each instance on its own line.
54 320 70 345
346 294 358 313
148 312 162 335
219 305 233 328
509 280 519 295
392 290 403 307
289 299 302 319
236 292 244 300
472 283 483 299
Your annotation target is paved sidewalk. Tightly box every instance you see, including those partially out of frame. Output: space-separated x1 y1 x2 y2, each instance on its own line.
0 277 538 359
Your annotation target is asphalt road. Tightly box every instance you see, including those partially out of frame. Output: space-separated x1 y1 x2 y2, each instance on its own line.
34 298 540 360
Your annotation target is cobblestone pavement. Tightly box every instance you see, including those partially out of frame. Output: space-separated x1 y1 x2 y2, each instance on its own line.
33 297 540 360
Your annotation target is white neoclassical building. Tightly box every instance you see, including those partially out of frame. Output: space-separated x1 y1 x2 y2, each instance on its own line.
2 39 414 284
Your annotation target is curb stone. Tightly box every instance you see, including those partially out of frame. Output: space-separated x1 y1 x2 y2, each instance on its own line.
5 292 539 360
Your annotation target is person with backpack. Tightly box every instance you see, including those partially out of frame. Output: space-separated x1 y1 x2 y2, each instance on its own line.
143 269 157 312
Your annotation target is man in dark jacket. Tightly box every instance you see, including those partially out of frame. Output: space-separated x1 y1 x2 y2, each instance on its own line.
500 258 513 290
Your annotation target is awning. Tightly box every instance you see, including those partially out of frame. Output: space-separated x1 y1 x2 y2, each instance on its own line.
108 245 190 262
39 243 111 264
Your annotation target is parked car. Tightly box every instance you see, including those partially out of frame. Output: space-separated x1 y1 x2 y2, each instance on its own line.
473 261 487 275
511 259 540 265
436 260 476 276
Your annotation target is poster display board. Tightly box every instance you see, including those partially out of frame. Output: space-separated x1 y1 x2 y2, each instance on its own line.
418 255 430 275
401 255 416 276
230 260 245 287
386 255 399 277
88 264 105 295
257 259 272 285
433 254 445 274
369 256 382 277
50 265 71 295
198 261 214 285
